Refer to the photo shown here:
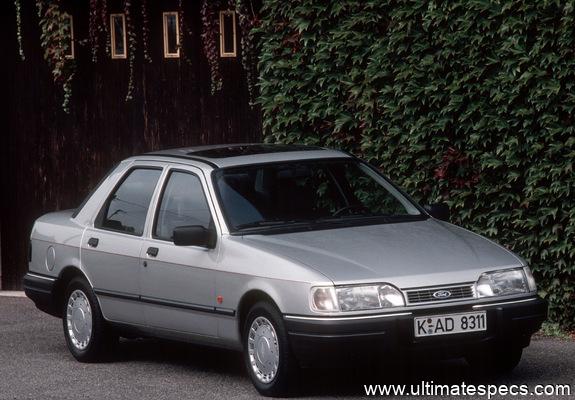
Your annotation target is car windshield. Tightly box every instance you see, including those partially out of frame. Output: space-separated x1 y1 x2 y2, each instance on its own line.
213 159 423 232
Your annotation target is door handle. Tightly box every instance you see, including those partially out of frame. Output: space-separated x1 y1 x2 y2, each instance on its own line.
87 237 99 248
146 247 159 257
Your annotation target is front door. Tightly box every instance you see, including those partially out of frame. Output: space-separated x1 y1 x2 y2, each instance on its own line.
140 168 219 336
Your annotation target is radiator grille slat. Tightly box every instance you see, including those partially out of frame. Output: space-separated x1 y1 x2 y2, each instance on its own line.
406 285 474 304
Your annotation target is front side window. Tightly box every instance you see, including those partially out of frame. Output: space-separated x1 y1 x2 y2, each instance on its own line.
97 168 162 235
214 160 423 232
154 171 212 241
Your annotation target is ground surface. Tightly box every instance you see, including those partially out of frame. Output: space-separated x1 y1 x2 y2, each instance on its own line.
0 297 573 399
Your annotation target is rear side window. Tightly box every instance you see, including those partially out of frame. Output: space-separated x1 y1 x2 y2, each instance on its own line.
154 171 212 241
97 168 162 236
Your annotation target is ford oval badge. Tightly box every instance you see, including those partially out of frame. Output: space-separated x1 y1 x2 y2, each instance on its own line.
432 290 452 299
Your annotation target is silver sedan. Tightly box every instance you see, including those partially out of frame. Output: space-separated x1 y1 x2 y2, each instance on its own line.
24 144 547 397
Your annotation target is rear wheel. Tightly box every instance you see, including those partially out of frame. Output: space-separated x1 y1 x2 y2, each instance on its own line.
466 346 523 375
243 302 300 397
62 277 117 362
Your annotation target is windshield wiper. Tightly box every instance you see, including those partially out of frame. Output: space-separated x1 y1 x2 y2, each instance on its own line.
235 219 312 231
315 213 424 224
316 213 384 223
235 214 425 232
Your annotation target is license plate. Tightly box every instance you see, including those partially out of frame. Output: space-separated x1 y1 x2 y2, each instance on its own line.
414 311 487 337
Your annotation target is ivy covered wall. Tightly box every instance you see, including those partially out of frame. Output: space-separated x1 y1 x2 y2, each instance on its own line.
257 0 575 328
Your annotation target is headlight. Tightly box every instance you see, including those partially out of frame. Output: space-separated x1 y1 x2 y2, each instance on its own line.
475 268 529 298
310 287 338 312
337 286 381 311
311 284 405 312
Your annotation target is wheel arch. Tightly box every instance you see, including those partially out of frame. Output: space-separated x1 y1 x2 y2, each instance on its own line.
237 289 281 339
52 266 92 317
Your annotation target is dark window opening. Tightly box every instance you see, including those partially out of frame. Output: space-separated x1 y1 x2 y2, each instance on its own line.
190 144 321 158
163 12 180 58
219 11 236 57
111 14 126 58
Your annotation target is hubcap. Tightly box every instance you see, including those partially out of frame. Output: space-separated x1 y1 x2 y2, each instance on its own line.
66 290 92 350
248 316 279 384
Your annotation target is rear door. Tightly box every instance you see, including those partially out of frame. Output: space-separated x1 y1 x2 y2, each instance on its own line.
140 166 220 336
81 165 163 325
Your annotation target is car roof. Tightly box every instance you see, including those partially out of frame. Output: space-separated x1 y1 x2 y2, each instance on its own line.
141 143 351 168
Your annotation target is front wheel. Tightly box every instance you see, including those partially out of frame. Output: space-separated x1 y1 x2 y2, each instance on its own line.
243 302 300 397
62 277 117 362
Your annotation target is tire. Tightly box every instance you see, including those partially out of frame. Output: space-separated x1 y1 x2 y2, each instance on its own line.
243 301 300 397
62 277 117 362
466 346 523 375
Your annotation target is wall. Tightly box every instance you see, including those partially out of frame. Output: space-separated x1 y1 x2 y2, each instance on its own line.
2 0 261 289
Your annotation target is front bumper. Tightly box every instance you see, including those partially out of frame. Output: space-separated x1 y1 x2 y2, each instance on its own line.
284 296 547 367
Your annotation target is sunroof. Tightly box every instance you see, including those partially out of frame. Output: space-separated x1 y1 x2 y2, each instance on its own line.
189 144 322 158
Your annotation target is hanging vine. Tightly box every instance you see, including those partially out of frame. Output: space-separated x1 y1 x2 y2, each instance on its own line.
21 0 262 106
89 0 99 61
177 0 194 66
141 0 151 62
15 0 25 60
124 0 137 101
36 0 75 113
234 0 260 102
89 0 110 61
201 0 223 93
100 0 110 56
200 0 260 97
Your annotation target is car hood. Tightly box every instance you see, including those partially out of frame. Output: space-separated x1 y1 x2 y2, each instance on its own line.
241 219 523 288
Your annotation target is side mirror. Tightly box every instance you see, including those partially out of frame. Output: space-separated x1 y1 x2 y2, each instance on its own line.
424 203 450 222
173 226 216 248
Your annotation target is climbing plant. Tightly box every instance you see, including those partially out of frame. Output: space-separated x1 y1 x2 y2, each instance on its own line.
18 0 261 110
36 0 75 113
257 0 575 329
235 0 260 102
15 0 25 60
177 0 194 66
124 0 137 101
101 0 110 56
88 0 99 61
201 0 224 93
141 0 151 62
200 0 261 96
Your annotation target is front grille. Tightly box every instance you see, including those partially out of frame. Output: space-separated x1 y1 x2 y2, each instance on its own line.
406 284 474 304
